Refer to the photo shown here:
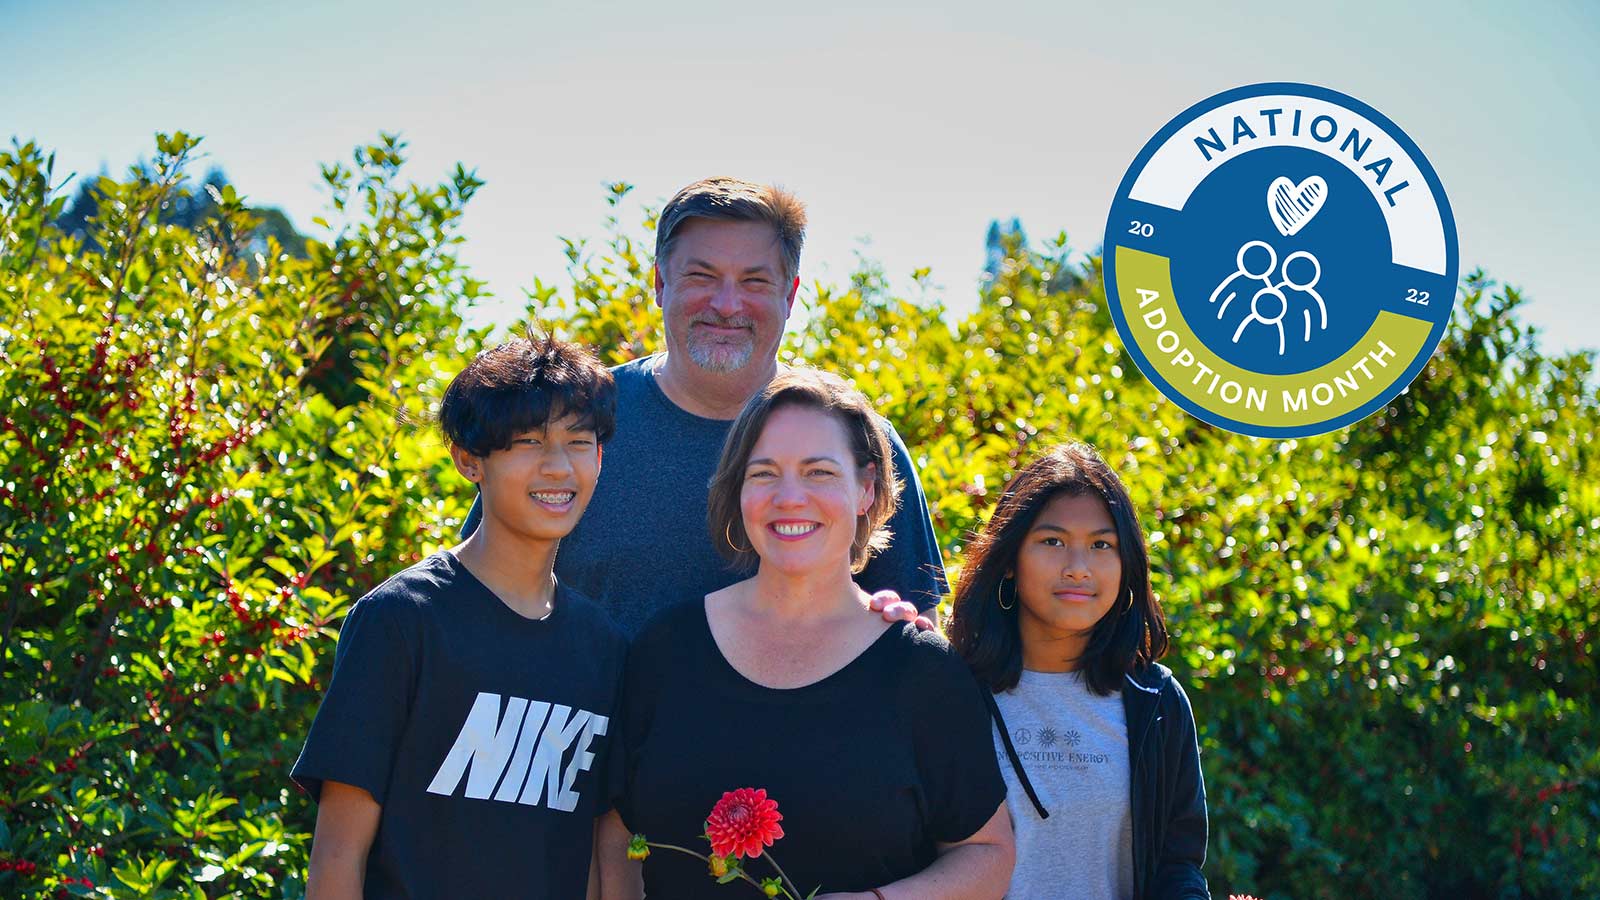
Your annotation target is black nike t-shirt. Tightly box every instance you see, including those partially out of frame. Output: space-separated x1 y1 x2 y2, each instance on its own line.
617 600 1006 899
292 551 626 899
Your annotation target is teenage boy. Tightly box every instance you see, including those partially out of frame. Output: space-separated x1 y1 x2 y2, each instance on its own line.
294 335 624 899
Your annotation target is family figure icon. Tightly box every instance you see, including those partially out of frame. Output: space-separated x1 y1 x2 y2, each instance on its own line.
1206 175 1330 356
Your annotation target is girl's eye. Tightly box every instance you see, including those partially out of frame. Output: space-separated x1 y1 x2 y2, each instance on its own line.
1093 539 1115 550
1040 536 1064 547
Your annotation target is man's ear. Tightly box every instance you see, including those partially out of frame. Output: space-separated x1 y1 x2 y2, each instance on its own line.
783 275 800 317
653 264 665 309
448 443 485 484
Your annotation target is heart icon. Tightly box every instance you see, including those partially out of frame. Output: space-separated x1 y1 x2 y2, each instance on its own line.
1267 176 1328 237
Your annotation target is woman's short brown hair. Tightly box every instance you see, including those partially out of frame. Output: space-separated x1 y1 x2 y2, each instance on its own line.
706 368 901 573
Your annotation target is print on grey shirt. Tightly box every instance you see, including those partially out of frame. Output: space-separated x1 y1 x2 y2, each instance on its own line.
993 670 1135 900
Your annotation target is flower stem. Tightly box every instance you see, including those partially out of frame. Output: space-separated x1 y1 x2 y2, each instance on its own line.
760 852 806 900
645 841 711 860
644 843 774 896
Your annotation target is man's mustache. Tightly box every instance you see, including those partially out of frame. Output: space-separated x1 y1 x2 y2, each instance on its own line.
691 315 755 330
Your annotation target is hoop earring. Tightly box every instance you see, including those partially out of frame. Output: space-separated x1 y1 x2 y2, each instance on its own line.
996 577 1014 611
725 522 751 554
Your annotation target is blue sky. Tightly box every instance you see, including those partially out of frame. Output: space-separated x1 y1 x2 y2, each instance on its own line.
6 0 1597 355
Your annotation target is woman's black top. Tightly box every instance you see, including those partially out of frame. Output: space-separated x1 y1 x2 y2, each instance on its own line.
617 599 1006 899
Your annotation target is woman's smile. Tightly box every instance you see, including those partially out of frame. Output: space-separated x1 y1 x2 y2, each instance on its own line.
768 519 821 540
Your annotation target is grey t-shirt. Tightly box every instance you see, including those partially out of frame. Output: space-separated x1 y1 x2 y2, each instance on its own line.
993 670 1134 900
462 354 949 636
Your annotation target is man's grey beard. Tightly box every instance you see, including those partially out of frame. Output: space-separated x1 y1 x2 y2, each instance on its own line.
685 317 757 372
686 337 755 373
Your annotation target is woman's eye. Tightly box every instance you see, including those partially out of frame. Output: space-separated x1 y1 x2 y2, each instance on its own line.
1093 539 1115 550
1040 536 1064 547
747 470 775 480
807 469 835 478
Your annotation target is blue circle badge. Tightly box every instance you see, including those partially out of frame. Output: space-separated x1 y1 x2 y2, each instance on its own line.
1104 82 1458 438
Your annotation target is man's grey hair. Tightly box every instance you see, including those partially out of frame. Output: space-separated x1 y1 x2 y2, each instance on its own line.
655 177 807 283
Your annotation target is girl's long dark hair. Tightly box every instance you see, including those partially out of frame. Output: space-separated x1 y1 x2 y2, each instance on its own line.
948 442 1169 697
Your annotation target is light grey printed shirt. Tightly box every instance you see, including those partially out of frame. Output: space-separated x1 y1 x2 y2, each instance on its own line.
993 669 1135 900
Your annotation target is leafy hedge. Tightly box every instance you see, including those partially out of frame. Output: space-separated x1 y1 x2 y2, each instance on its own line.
2 136 1595 898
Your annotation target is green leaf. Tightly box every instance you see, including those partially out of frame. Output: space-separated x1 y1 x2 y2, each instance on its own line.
113 859 152 893
262 556 299 580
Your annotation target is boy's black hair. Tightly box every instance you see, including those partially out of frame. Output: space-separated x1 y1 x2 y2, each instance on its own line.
948 442 1170 697
439 333 616 457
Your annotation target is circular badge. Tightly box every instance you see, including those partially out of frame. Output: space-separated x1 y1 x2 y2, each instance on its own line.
1104 82 1458 438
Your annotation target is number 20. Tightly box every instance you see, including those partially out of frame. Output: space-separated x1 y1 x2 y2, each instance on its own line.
1128 220 1154 238
1405 288 1430 306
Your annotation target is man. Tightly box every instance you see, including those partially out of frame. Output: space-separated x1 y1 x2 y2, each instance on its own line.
464 177 945 636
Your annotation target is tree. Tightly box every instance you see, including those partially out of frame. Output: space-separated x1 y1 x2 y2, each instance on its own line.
55 165 311 259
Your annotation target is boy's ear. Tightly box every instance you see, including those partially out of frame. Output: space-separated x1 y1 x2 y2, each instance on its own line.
596 443 603 472
448 443 485 484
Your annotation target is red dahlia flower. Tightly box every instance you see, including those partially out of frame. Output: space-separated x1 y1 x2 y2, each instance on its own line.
705 787 785 859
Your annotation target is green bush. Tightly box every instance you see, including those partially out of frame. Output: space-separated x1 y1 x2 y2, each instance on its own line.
0 133 485 898
2 140 1595 899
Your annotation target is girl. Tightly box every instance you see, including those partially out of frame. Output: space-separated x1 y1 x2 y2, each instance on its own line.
948 443 1209 900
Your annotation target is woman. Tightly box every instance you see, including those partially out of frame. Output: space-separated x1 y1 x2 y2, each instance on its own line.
948 443 1209 900
599 368 1013 900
